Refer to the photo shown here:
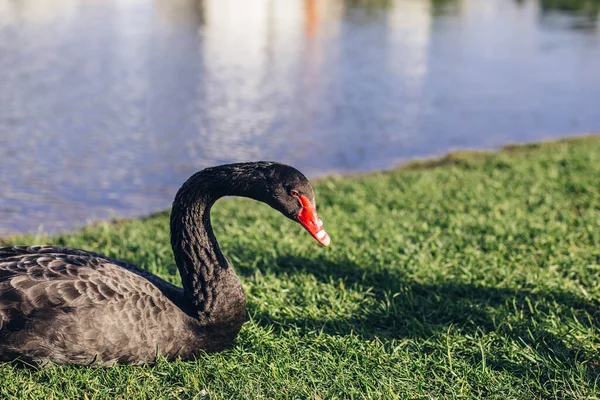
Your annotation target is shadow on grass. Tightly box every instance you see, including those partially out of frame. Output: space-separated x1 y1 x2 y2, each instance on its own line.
240 254 600 380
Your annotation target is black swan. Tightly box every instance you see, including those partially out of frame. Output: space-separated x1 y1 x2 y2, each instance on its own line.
0 162 330 366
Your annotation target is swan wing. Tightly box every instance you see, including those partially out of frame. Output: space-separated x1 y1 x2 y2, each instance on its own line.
0 246 161 313
0 246 182 365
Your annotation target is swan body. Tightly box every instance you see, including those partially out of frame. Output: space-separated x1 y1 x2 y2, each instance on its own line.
0 162 329 366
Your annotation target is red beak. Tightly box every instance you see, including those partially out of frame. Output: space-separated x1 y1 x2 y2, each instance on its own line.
296 195 330 246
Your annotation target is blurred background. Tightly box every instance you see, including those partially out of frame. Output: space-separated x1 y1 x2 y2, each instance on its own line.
0 0 599 235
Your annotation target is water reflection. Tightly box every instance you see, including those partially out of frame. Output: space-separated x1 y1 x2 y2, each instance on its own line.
429 0 461 16
538 0 600 30
154 0 205 29
0 0 599 235
539 0 600 15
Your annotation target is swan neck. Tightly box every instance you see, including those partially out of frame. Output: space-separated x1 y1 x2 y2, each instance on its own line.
169 166 259 319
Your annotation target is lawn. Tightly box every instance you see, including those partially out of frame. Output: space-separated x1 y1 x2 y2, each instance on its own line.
1 136 600 399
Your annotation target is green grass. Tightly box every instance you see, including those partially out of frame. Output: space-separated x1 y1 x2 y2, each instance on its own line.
2 136 600 399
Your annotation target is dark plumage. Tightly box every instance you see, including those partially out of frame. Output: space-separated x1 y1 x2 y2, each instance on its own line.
0 162 330 366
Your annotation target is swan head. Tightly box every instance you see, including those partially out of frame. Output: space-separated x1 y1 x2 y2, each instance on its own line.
260 163 331 247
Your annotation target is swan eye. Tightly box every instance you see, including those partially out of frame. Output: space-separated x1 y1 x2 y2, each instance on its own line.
290 190 299 197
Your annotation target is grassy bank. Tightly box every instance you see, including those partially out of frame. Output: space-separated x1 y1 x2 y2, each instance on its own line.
1 136 600 399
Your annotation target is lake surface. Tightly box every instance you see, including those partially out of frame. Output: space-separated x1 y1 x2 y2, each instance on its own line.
1 0 599 236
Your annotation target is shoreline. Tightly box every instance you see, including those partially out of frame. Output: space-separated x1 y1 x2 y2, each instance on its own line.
2 133 599 242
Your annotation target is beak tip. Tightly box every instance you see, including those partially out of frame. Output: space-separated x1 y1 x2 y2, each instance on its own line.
318 231 331 246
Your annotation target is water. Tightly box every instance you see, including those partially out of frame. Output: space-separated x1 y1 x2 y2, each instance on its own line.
0 0 599 236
